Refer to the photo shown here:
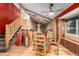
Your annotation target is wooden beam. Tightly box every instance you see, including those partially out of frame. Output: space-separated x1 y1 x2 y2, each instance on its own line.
55 3 79 19
20 4 52 20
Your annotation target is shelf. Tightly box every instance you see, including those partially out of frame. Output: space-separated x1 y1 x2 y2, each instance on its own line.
37 47 47 50
37 37 44 39
36 43 44 45
36 52 46 55
36 40 44 42
33 32 48 56
62 37 79 45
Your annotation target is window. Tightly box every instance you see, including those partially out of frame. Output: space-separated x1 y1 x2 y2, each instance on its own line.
78 20 79 34
66 20 76 34
66 19 79 35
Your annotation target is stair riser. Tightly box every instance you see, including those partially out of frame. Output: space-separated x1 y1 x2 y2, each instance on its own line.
0 33 6 52
0 42 5 45
0 35 5 38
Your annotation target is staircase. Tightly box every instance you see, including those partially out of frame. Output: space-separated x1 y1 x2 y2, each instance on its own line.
0 30 19 52
0 33 6 52
9 31 18 49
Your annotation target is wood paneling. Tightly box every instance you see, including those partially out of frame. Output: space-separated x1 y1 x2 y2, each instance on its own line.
47 20 57 42
0 3 20 34
67 41 74 53
61 38 79 55
56 3 79 19
62 39 68 48
74 44 79 55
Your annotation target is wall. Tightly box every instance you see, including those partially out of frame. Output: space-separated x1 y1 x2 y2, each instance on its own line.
47 20 57 41
47 19 79 55
55 3 79 55
22 19 36 30
47 19 65 42
61 38 79 55
59 19 79 55
0 3 20 35
14 30 22 46
21 8 37 30
57 19 65 41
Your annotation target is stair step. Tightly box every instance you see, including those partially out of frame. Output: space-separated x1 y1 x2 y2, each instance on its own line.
0 41 5 45
0 33 7 52
0 35 5 38
12 36 16 39
2 32 5 34
0 46 5 49
0 47 7 52
9 39 15 47
0 45 5 50
0 43 5 46
9 37 16 44
0 38 5 41
0 32 5 38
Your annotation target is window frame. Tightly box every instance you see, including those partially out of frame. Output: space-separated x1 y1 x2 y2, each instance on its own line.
65 19 79 40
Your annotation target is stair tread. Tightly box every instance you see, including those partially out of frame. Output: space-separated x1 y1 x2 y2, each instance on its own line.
36 52 46 55
0 34 5 36
0 37 5 39
0 38 5 40
0 41 5 44
0 47 6 52
0 38 5 42
0 46 5 48
0 44 5 46
0 32 6 52
0 36 5 38
0 34 5 38
37 47 46 49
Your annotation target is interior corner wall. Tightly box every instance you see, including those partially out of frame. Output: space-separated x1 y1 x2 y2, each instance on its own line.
58 19 65 39
60 19 79 55
22 18 37 30
47 19 65 42
47 20 57 41
0 3 20 35
57 19 79 55
31 20 37 30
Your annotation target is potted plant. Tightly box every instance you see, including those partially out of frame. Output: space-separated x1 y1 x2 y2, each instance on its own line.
42 29 48 37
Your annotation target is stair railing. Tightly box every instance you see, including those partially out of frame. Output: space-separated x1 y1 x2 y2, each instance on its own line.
5 17 22 48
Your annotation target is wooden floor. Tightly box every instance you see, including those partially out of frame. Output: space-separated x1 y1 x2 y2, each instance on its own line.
0 45 75 56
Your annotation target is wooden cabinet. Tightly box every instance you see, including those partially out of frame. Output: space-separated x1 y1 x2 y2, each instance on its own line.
61 39 67 48
61 38 79 55
74 44 79 55
67 41 74 53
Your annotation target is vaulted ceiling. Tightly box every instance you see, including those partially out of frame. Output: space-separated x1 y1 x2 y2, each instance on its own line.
18 3 73 24
22 3 73 19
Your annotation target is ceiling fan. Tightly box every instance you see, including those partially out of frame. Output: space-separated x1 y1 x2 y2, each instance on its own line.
41 3 64 15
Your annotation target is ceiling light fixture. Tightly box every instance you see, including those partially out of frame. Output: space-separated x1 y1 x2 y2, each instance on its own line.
49 12 55 16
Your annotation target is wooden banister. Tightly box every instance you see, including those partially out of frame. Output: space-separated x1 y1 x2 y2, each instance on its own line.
5 17 22 48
